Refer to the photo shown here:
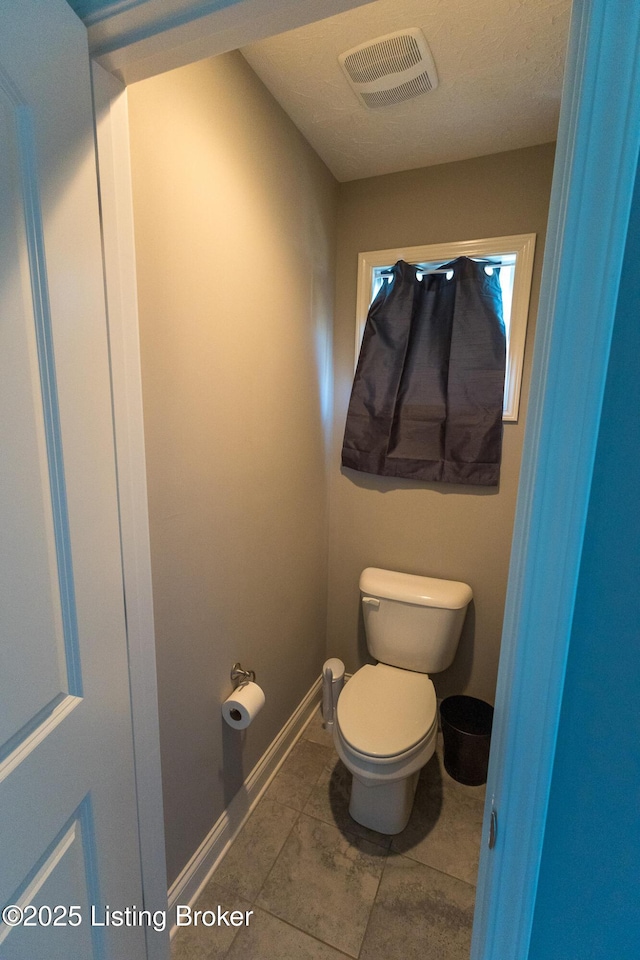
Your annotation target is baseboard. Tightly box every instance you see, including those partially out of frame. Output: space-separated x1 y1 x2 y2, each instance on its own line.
167 676 322 937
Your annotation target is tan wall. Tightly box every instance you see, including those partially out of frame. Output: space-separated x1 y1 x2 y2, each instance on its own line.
329 143 556 704
128 51 337 885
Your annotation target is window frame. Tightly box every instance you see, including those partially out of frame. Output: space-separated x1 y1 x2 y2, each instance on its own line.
355 233 536 422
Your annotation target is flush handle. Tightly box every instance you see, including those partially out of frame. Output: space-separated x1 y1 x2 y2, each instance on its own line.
362 597 380 607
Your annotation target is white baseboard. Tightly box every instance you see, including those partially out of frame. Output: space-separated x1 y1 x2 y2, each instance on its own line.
167 676 322 936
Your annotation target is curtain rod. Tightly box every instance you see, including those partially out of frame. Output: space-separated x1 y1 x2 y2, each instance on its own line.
378 263 504 278
378 268 452 278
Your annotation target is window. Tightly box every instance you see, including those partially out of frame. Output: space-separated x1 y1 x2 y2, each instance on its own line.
355 234 536 422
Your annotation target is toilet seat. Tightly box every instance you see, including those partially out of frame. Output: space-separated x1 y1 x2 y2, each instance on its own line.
336 663 437 760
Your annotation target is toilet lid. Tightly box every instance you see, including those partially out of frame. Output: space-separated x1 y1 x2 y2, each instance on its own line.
336 664 436 759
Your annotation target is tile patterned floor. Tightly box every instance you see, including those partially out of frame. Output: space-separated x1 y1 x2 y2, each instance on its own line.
172 707 485 960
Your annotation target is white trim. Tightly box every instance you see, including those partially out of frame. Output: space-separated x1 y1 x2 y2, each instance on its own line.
91 61 170 960
167 677 322 937
87 0 369 85
472 3 640 958
80 0 146 27
356 234 536 422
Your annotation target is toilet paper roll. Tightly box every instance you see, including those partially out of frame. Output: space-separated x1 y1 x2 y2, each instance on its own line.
222 681 265 730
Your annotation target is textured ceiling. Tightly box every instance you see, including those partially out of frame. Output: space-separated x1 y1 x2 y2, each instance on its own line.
241 0 571 182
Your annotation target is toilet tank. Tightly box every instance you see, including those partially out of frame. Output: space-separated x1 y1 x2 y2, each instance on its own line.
360 568 472 674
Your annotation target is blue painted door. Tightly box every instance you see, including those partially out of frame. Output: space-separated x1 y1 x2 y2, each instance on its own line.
472 2 640 957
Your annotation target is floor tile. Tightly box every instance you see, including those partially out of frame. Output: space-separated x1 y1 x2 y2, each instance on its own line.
256 813 386 958
304 757 392 849
225 907 352 960
171 881 251 960
391 753 485 885
359 856 475 960
302 707 336 750
265 739 335 811
212 798 299 902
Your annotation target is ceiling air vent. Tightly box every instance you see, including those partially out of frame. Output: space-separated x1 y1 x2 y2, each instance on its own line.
338 28 439 109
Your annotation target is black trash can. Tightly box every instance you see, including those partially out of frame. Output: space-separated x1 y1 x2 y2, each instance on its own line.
440 696 494 786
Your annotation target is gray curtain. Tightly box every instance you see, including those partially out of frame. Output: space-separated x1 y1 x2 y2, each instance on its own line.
341 257 506 486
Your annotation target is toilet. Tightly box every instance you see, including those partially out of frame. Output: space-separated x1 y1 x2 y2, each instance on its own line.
333 567 472 835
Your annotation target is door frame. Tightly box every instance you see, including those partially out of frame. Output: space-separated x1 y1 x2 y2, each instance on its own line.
92 62 170 960
93 1 640 957
471 2 640 956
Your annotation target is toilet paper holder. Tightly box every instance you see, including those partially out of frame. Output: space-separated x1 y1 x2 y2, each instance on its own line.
230 662 256 687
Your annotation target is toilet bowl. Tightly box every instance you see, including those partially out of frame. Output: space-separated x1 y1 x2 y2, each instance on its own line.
334 663 438 833
333 568 472 835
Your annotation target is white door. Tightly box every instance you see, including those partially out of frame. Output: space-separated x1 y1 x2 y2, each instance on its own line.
0 1 147 958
